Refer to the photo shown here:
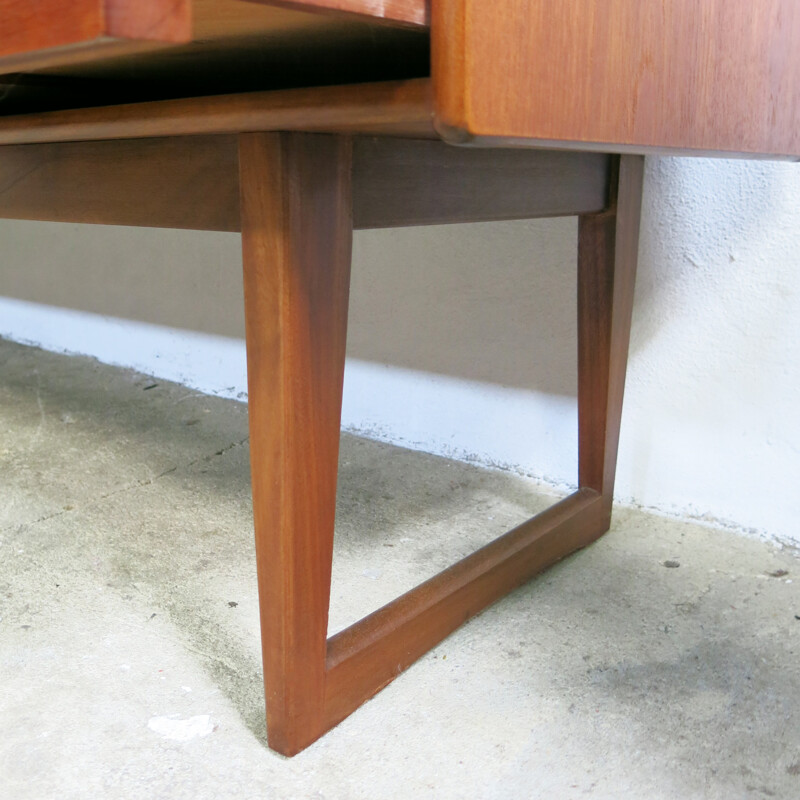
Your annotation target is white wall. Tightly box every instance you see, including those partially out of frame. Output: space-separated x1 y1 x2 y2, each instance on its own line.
1 157 799 545
620 158 800 544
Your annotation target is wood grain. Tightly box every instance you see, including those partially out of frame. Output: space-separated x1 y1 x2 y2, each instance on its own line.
0 0 191 72
0 97 640 756
0 135 608 230
1 0 104 59
324 488 608 731
0 136 240 231
318 156 641 749
106 0 192 41
0 0 425 77
352 138 609 227
0 80 434 145
240 132 353 756
233 145 637 755
433 0 800 157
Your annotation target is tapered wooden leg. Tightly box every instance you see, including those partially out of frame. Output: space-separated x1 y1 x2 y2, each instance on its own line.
578 156 645 507
240 144 643 757
239 132 353 755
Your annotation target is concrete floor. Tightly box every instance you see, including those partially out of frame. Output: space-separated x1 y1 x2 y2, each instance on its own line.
1 337 799 800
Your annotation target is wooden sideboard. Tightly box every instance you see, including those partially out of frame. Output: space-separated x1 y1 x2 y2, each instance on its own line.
2 0 797 756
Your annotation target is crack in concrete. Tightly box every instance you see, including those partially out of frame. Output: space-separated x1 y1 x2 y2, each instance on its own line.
0 436 250 536
29 370 46 445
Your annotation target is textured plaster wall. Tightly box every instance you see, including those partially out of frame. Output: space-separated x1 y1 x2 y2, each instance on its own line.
619 158 800 542
0 157 798 544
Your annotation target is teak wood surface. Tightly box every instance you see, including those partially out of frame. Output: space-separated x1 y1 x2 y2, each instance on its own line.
0 0 428 114
0 134 609 230
0 0 192 72
0 80 434 145
0 0 428 63
433 0 800 157
240 132 354 754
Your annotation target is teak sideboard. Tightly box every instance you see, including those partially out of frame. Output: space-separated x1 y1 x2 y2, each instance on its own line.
2 0 798 755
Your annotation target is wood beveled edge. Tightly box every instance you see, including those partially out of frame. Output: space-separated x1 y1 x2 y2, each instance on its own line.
433 131 800 162
249 0 430 28
320 488 609 738
0 79 435 146
430 0 471 145
0 37 161 75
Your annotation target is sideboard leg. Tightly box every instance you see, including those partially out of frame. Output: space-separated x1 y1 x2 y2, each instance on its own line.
239 132 353 756
238 145 643 757
577 155 645 515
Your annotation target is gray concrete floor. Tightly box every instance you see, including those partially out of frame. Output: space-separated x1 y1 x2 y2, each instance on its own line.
1 337 799 800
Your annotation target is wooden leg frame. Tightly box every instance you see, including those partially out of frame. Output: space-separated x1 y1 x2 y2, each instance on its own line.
0 127 641 755
239 133 644 756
